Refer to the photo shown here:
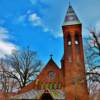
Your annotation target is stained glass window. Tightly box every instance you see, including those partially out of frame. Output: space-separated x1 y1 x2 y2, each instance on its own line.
49 71 55 80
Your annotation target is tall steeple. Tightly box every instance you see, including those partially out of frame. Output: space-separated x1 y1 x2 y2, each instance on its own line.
63 4 81 26
62 2 89 100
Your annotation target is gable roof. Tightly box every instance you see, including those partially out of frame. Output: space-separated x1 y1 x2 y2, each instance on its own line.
36 57 61 80
43 57 60 70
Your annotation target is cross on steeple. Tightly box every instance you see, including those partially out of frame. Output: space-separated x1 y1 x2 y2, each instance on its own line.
69 0 71 6
50 54 53 59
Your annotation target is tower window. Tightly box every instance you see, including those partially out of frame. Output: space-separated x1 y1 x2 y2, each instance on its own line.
68 41 72 45
75 32 80 62
75 32 79 45
67 34 72 46
75 40 79 45
67 33 72 62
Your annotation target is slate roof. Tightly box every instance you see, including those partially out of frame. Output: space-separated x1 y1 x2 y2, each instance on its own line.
63 4 81 26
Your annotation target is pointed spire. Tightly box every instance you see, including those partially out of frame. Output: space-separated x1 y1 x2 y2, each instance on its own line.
69 0 71 7
63 3 81 26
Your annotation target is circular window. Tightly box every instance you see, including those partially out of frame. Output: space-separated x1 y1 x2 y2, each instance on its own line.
49 71 55 80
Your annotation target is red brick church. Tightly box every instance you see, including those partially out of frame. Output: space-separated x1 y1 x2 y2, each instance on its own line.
12 3 89 100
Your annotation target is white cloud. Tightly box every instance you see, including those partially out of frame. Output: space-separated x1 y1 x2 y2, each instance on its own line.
29 13 42 26
0 33 9 40
29 13 63 37
0 27 8 34
17 10 63 37
0 27 17 58
28 13 50 32
51 29 63 38
0 41 16 57
16 12 50 33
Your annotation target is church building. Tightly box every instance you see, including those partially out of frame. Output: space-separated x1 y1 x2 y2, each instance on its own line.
12 3 89 100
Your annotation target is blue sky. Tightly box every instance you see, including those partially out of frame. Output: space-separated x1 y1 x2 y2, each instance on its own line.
0 0 100 66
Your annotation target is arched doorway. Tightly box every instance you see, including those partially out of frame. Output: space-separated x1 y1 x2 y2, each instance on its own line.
40 93 53 100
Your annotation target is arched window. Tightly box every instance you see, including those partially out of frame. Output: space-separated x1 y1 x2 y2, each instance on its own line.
75 32 80 62
58 83 61 89
40 93 53 100
67 33 72 62
49 71 55 80
75 32 80 51
67 34 72 46
75 32 79 45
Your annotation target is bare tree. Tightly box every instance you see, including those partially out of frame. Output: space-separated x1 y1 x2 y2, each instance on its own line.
5 47 42 89
84 27 100 94
0 59 17 93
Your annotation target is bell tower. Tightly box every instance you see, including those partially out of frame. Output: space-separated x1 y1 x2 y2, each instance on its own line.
62 4 89 100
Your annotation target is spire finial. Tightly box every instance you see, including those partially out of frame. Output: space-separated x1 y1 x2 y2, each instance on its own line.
69 0 71 6
50 54 53 59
